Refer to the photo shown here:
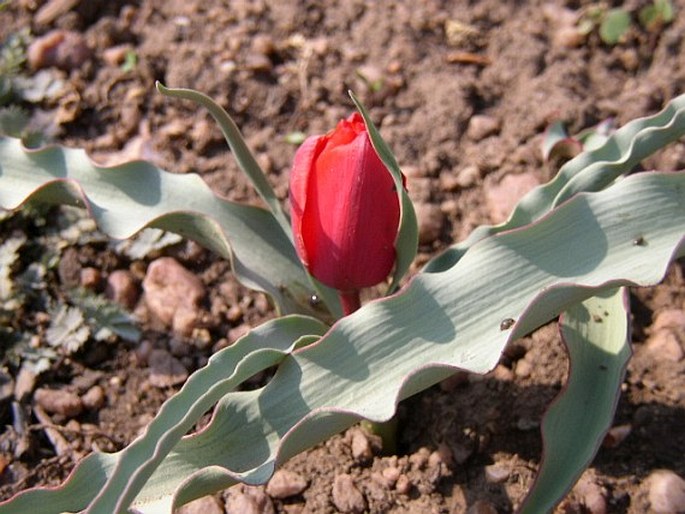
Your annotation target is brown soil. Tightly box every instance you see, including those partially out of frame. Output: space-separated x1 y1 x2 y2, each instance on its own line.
1 1 685 513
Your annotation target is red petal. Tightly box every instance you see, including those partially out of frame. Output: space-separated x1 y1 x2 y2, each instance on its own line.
304 129 399 291
289 135 325 268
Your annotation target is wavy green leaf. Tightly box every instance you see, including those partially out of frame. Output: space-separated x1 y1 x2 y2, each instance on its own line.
0 137 321 316
155 82 290 237
2 171 682 513
155 83 343 318
426 93 685 272
521 288 631 512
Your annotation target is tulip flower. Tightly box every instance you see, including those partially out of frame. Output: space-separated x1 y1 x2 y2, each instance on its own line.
290 112 402 315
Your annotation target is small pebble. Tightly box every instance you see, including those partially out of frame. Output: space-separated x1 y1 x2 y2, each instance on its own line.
34 388 83 418
456 165 481 188
251 34 275 55
485 463 510 484
351 430 373 462
81 385 105 410
645 329 684 362
381 466 400 486
574 475 607 514
652 309 685 332
106 270 139 310
409 447 430 470
602 423 631 448
226 486 274 514
554 26 586 48
143 258 205 335
175 495 224 514
102 44 134 66
647 469 685 513
332 474 366 514
395 474 411 494
266 470 307 499
485 172 540 224
467 115 501 141
27 29 90 71
79 267 101 290
515 358 533 378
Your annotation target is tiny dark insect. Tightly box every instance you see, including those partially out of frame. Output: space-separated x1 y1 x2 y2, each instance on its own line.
599 364 608 371
632 236 647 246
500 318 515 331
593 314 603 323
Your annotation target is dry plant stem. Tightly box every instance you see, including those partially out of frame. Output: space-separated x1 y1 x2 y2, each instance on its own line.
340 290 362 316
32 405 72 456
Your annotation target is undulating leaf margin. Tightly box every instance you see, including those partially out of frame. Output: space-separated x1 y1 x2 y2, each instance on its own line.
0 315 329 514
0 137 321 316
520 288 632 512
155 83 342 318
425 92 685 272
349 91 419 294
155 82 291 237
2 171 682 513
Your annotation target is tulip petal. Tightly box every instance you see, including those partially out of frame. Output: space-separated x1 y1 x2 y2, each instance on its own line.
304 131 399 291
290 135 325 269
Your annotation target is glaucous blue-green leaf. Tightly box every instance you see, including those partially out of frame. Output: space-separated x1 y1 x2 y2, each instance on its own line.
426 93 685 272
0 136 324 317
520 288 631 513
2 170 682 514
155 82 290 237
155 83 342 318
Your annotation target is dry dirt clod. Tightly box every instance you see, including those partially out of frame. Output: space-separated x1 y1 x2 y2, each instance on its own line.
266 469 308 499
646 470 685 513
332 474 367 513
143 257 205 336
175 495 224 514
34 388 83 418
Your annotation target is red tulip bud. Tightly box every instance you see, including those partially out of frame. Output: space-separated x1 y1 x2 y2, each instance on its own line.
290 113 402 311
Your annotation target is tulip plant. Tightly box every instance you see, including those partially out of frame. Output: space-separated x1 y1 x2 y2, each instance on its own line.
0 83 684 514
